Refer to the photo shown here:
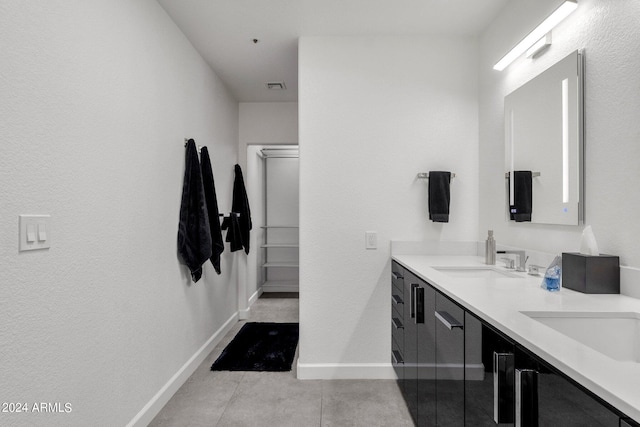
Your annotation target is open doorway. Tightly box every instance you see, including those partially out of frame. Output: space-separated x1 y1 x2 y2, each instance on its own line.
246 145 299 301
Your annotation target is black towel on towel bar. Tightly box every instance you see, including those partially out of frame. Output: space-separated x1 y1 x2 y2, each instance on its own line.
428 171 451 223
177 139 212 282
200 147 224 274
221 214 243 252
232 164 252 254
510 171 532 222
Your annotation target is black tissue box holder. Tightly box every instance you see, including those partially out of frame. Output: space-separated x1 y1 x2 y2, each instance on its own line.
562 252 620 294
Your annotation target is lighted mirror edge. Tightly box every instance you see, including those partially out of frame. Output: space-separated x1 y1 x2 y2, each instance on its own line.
577 49 585 223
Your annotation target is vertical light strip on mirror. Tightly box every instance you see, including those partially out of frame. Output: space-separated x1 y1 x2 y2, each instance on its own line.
509 109 515 204
562 78 569 203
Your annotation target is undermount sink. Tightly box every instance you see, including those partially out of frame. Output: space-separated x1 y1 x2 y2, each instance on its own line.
433 266 522 279
522 311 640 363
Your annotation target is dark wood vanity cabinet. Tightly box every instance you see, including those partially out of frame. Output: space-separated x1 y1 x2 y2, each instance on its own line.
465 319 619 426
398 266 436 426
391 261 633 426
513 345 619 426
434 290 465 426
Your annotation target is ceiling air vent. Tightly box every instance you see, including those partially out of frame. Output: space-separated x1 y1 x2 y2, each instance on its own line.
266 81 286 90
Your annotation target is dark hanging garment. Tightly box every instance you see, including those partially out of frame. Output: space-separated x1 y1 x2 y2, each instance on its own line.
221 214 243 252
232 164 252 254
200 147 224 274
428 171 452 223
177 139 212 282
509 171 532 222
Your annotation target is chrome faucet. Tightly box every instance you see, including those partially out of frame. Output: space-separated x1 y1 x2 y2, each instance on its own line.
502 250 528 272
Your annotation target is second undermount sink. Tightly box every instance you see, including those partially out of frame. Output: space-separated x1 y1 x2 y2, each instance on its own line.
522 311 640 363
433 266 522 279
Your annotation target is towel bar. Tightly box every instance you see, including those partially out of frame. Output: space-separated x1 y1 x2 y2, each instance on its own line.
505 172 541 178
417 172 456 179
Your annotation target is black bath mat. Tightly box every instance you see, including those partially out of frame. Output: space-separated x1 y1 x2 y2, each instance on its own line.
211 322 299 372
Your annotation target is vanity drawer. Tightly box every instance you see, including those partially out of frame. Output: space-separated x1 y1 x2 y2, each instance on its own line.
392 335 404 381
392 315 404 350
391 293 404 319
392 262 404 293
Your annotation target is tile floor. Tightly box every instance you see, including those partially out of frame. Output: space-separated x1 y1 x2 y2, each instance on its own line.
150 294 414 427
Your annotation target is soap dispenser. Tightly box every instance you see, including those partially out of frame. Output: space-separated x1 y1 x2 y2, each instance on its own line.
485 230 496 265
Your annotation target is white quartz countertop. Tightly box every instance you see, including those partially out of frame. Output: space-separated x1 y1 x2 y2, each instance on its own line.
392 254 640 422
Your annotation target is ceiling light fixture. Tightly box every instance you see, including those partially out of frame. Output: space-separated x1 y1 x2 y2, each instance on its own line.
493 0 577 71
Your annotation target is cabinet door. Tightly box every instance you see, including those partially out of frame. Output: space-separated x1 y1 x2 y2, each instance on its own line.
465 316 516 426
435 290 465 426
403 271 420 424
417 282 436 427
402 271 437 427
514 345 619 426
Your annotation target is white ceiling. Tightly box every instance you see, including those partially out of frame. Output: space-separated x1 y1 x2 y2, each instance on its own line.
157 0 510 103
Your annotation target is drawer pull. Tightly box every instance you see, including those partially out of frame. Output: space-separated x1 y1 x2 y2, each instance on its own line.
392 294 404 304
516 369 538 427
435 310 463 330
494 352 515 424
392 272 404 280
392 350 404 364
392 317 404 329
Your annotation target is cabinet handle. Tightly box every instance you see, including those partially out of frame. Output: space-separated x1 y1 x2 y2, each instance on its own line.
410 283 418 318
415 287 424 324
434 310 463 330
392 350 404 364
392 317 404 329
392 272 404 280
494 352 515 425
515 369 538 427
392 294 404 305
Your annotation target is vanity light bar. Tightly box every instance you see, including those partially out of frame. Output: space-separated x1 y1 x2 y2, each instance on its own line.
493 0 577 71
526 34 552 59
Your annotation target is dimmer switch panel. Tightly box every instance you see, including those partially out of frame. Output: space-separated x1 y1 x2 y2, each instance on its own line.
365 231 377 250
19 215 51 251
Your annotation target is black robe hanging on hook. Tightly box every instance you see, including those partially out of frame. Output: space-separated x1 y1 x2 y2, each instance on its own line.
232 164 252 254
177 139 212 282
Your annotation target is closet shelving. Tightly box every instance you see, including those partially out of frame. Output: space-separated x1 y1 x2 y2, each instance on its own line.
260 226 299 269
258 147 299 292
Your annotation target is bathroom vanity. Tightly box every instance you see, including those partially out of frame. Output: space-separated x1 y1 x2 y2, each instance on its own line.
391 255 640 426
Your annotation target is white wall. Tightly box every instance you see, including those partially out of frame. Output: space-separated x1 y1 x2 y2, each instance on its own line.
0 1 239 426
298 36 479 378
239 103 298 308
478 0 640 274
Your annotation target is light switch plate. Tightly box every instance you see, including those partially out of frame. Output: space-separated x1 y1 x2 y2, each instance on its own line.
19 215 51 251
365 231 377 250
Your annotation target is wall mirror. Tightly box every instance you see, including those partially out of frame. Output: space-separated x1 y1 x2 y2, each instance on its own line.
504 49 584 225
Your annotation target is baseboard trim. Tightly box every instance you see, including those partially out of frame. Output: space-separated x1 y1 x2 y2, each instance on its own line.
248 287 263 306
262 283 299 293
126 312 239 427
239 287 264 320
296 362 397 380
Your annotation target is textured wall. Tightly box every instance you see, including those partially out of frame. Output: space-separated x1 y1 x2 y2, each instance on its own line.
0 1 238 425
478 0 640 269
298 36 479 377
